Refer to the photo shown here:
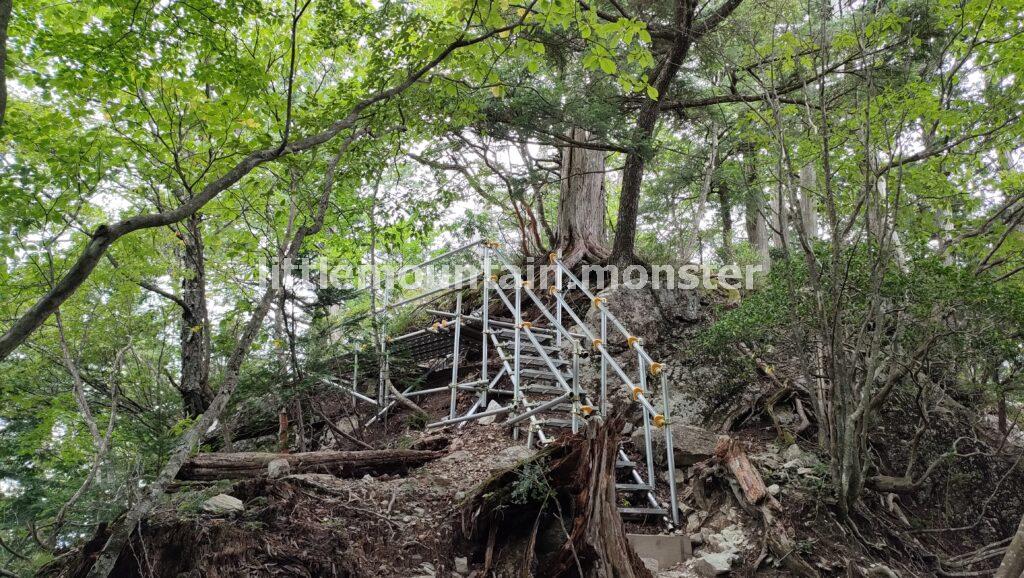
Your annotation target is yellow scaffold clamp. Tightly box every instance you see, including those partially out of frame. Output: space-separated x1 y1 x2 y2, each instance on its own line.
653 414 666 428
548 252 558 265
521 279 532 289
520 321 533 330
430 321 441 332
591 338 603 350
626 335 640 348
631 386 644 401
648 362 664 376
547 285 559 295
440 319 449 329
489 274 499 282
483 239 501 249
580 405 595 416
592 296 605 309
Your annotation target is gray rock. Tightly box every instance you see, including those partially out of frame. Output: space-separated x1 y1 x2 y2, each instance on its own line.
641 557 659 573
202 494 244 515
267 458 290 479
454 556 470 574
767 484 781 496
692 552 735 576
478 400 504 425
783 444 803 462
631 423 722 467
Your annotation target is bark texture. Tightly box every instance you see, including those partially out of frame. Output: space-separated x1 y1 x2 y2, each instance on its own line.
177 449 442 481
177 214 213 416
996 510 1024 578
742 144 771 272
557 128 609 266
460 414 651 578
0 0 10 126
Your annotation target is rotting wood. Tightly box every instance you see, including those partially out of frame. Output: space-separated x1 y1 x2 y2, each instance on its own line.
714 437 767 504
177 449 442 481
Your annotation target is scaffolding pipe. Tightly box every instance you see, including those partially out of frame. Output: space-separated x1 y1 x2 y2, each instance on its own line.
449 293 463 420
662 371 680 526
522 328 574 396
377 272 482 313
600 307 608 414
457 396 486 430
427 403 511 428
505 392 572 426
639 352 655 493
481 245 491 405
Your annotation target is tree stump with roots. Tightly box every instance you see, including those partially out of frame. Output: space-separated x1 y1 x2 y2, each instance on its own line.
457 413 651 578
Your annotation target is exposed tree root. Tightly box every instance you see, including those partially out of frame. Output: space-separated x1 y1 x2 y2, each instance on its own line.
457 414 651 578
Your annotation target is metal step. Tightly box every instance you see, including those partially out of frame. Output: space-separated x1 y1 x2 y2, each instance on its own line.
618 507 669 517
496 340 560 354
519 368 572 382
518 355 568 366
495 328 554 342
616 459 637 469
615 483 653 492
522 385 572 395
536 418 574 428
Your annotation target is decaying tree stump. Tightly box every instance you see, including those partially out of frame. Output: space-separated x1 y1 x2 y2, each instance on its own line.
458 413 652 578
177 449 442 480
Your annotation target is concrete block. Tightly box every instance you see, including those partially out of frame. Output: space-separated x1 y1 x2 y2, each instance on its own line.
626 533 691 569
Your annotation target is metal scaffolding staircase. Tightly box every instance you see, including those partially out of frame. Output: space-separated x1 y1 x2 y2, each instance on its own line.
333 239 680 527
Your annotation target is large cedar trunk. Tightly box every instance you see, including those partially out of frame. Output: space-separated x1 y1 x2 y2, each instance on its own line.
458 414 651 578
557 128 610 267
178 213 213 416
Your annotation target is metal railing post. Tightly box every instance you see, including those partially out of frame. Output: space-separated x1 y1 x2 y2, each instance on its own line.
554 249 563 350
571 345 580 434
662 371 679 526
514 280 523 403
449 293 463 420
481 245 491 405
600 306 608 414
639 348 655 493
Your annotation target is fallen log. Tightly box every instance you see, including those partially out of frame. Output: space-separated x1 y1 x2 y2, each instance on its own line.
177 449 442 481
714 437 767 504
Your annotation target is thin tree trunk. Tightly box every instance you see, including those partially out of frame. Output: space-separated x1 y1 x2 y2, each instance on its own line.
996 511 1024 578
0 0 10 126
718 179 734 263
557 128 609 266
742 144 771 273
610 0 697 265
0 24 516 362
85 132 360 578
798 164 819 240
178 213 213 416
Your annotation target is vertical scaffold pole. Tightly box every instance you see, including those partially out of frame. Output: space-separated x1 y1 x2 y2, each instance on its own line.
571 345 580 434
554 250 562 350
662 370 679 526
638 348 655 493
514 280 523 402
449 293 463 420
513 278 523 440
600 306 608 414
481 245 491 406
